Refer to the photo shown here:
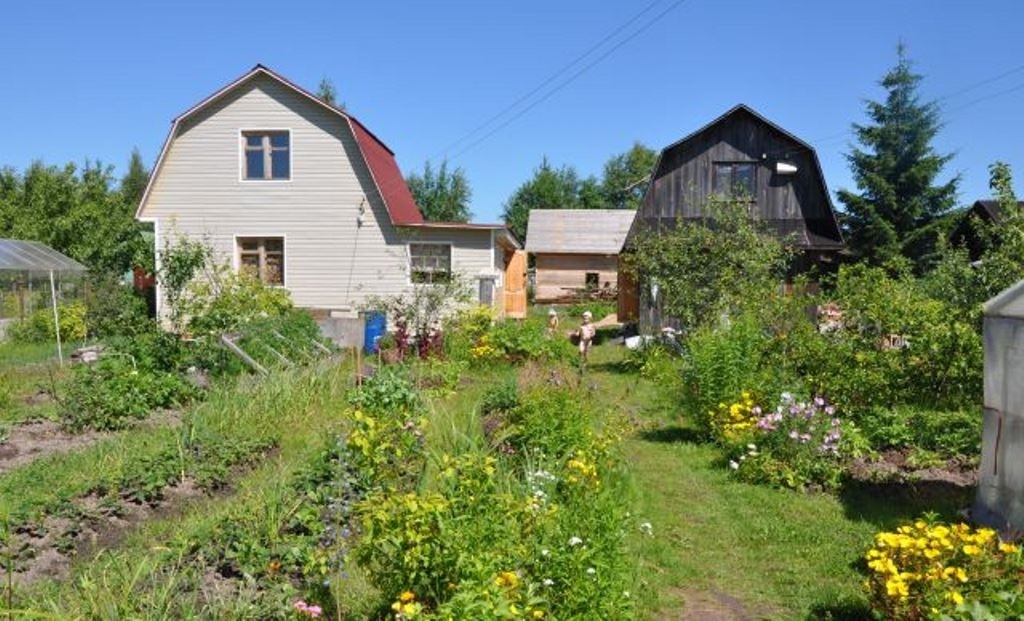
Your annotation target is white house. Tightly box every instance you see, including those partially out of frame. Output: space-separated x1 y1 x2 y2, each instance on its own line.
136 65 523 320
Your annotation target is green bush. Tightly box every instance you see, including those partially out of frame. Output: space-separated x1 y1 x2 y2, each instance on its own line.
348 366 421 414
858 406 980 457
7 301 88 344
681 312 794 437
479 376 519 416
60 357 199 431
564 300 615 319
487 318 575 364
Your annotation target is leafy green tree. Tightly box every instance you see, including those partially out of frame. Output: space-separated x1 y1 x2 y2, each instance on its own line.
0 160 146 275
622 197 792 332
406 160 473 222
837 45 959 270
502 158 607 242
121 148 149 209
601 142 657 209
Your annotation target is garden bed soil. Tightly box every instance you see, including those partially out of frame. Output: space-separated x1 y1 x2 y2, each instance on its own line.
848 448 978 488
0 410 181 475
2 447 271 588
658 587 774 621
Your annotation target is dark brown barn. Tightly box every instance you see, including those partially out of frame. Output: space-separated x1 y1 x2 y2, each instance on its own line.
619 104 844 327
950 199 1024 260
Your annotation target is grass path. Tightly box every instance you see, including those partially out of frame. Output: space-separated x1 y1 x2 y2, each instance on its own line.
583 344 963 620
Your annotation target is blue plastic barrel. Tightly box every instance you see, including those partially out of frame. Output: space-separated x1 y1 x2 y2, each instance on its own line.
363 310 386 354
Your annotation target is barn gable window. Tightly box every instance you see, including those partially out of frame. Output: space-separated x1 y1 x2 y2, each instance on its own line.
242 131 290 180
237 237 285 285
409 243 452 284
713 162 757 199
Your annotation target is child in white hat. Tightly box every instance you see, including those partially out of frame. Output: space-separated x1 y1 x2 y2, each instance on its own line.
546 308 560 335
577 310 596 364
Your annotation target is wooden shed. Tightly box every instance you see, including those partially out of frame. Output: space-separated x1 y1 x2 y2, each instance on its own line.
525 209 636 303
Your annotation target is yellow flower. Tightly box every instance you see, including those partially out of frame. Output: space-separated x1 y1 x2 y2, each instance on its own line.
999 542 1019 554
947 590 964 605
399 591 416 603
962 544 981 556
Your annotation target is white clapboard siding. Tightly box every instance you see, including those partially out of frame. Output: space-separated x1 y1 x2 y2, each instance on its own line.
142 73 495 314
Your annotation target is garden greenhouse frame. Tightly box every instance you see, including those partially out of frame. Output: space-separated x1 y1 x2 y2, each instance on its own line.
0 238 88 365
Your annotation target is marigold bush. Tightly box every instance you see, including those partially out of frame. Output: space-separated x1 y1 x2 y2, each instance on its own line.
864 520 1023 620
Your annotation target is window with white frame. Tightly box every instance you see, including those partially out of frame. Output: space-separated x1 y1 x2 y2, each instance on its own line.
409 243 452 284
242 131 290 180
237 237 285 285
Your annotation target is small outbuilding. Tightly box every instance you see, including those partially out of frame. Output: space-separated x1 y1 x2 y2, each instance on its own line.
0 239 88 363
975 278 1024 531
525 209 636 303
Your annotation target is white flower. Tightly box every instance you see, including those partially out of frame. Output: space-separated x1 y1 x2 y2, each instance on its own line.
568 536 583 547
747 443 757 450
541 548 550 557
639 521 653 536
728 460 740 470
543 578 554 586
586 567 596 575
623 591 631 598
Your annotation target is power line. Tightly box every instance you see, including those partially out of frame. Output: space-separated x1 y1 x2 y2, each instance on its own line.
434 0 669 158
937 63 1024 102
448 0 691 162
945 80 1024 114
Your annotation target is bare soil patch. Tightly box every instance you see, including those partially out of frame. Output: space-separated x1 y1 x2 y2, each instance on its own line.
848 448 977 488
0 410 181 475
657 587 774 621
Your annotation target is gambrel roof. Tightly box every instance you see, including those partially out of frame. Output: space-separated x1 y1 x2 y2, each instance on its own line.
136 65 424 225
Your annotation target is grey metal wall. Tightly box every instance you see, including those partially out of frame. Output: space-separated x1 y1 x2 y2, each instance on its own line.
975 314 1024 530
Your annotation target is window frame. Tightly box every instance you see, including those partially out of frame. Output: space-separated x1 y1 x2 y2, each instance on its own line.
407 242 454 285
234 235 287 287
239 129 292 182
712 161 758 200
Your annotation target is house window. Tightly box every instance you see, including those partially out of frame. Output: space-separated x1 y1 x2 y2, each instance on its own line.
585 272 600 289
409 243 452 284
242 131 290 180
713 162 757 198
237 237 285 285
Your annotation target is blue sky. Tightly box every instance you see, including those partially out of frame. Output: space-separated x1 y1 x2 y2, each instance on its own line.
1 0 1022 223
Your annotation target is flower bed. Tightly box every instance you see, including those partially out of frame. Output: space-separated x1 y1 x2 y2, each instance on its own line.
713 392 851 491
864 520 1023 620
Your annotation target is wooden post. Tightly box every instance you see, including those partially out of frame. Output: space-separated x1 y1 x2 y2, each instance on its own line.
49 270 63 367
220 334 268 375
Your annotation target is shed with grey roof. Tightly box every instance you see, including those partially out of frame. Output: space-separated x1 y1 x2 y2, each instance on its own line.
525 209 636 303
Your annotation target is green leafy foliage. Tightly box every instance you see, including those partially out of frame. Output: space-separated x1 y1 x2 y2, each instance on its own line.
7 301 88 344
59 357 199 431
0 158 150 276
623 198 792 333
406 160 473 222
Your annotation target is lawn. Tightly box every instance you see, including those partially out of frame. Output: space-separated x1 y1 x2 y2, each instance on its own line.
583 344 965 620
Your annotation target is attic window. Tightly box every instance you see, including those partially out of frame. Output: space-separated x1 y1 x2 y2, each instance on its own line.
713 162 756 199
243 131 290 180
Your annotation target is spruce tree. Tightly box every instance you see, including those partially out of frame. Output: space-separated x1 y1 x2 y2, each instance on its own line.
120 148 149 208
837 45 959 269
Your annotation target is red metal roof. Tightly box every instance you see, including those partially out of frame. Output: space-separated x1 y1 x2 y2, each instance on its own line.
347 116 423 225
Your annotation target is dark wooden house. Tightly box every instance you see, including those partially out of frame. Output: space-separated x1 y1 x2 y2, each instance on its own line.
950 199 1024 260
619 104 844 326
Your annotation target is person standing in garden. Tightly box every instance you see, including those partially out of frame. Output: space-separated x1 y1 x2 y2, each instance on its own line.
577 310 596 365
547 308 560 335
